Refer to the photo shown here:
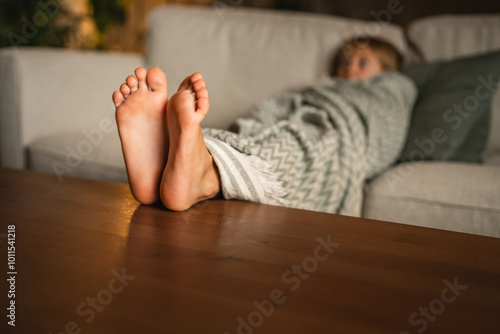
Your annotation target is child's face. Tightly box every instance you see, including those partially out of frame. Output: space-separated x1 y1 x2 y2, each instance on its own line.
336 45 383 80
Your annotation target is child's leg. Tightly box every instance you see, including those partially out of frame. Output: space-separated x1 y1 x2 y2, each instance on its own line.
159 73 221 211
113 67 169 204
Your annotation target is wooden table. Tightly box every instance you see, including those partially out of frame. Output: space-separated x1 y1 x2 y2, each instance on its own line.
0 168 499 333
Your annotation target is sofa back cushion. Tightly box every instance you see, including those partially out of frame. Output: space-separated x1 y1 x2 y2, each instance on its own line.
407 14 500 62
147 5 407 129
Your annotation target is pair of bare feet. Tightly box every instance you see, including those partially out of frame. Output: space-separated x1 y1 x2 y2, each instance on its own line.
113 67 220 211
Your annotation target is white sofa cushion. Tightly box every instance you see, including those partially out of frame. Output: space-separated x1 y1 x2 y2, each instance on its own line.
407 14 500 62
28 132 127 183
0 48 144 168
363 161 500 237
147 5 408 130
483 89 500 165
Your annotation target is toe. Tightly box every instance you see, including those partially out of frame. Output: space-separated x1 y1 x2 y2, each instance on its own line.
126 75 138 93
135 67 148 90
197 97 209 115
177 74 195 92
113 91 124 107
196 88 209 114
190 72 202 84
146 67 168 94
120 83 131 98
192 77 206 92
196 88 208 99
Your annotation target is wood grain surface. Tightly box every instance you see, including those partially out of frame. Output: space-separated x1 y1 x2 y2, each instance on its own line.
0 168 499 334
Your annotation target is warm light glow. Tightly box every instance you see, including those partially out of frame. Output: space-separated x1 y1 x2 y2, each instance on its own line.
61 0 98 49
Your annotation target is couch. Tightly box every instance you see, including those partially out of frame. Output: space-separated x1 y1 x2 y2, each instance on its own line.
1 5 499 237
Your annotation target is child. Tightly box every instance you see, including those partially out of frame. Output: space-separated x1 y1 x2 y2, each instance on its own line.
112 36 414 214
333 36 403 79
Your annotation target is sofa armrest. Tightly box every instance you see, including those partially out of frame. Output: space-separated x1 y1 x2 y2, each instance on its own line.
0 47 145 168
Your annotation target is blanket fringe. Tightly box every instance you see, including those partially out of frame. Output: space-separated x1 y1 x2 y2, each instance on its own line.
247 155 290 207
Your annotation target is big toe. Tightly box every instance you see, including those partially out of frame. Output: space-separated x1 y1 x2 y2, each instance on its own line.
147 67 168 94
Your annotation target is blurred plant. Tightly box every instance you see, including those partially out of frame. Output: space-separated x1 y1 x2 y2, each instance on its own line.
0 0 131 49
89 0 132 49
0 0 83 48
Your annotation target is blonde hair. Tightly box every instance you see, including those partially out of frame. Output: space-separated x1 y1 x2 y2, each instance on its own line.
332 36 403 75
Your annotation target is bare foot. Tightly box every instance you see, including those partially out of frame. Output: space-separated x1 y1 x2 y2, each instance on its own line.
113 67 169 204
160 73 221 211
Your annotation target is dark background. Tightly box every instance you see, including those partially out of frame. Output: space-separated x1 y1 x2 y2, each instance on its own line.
246 0 500 26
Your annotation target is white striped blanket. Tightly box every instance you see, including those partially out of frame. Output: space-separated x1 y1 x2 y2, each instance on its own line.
204 71 417 216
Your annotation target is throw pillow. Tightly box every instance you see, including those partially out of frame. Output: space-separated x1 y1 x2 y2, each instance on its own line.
400 51 500 163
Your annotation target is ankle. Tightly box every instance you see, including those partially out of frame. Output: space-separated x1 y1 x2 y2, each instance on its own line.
159 156 220 211
201 158 221 201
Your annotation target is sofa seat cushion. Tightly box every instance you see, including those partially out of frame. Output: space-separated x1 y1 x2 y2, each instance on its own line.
363 162 500 237
28 132 127 183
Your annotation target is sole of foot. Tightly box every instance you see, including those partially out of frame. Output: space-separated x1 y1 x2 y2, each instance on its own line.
113 67 169 205
160 72 220 211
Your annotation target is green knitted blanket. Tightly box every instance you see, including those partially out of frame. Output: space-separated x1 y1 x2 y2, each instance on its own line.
204 71 417 216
